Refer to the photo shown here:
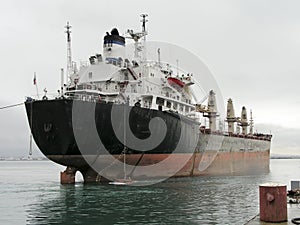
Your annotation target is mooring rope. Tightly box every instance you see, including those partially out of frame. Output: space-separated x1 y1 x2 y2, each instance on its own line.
0 101 32 157
0 102 24 110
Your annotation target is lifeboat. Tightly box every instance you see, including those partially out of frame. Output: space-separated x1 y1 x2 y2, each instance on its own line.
167 77 185 88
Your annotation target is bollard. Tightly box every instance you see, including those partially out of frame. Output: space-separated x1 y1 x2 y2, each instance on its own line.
259 183 287 222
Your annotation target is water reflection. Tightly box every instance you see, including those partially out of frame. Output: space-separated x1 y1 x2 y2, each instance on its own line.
26 175 269 225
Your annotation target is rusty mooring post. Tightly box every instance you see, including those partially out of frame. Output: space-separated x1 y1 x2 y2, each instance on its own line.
259 183 287 222
60 166 77 184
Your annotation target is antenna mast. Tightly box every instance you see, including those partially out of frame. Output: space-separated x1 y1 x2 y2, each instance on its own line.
157 48 161 67
249 109 254 135
140 14 148 41
126 14 149 61
65 22 73 80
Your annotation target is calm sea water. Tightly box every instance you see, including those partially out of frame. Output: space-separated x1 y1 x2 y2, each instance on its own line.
0 159 299 225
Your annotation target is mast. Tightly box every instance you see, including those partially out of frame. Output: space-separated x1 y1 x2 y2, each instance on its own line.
157 48 161 67
60 68 64 97
140 14 148 41
240 106 248 135
126 15 148 62
196 90 219 131
65 22 73 81
226 98 236 134
249 110 254 135
140 14 148 63
207 90 218 131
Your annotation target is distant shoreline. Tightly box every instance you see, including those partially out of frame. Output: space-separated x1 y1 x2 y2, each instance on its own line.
0 157 48 161
1 155 300 161
270 155 300 159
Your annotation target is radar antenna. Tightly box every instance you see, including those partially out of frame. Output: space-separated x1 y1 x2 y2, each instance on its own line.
126 14 148 41
65 22 73 79
126 14 149 59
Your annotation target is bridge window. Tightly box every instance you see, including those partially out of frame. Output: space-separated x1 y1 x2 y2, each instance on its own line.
156 97 164 106
173 103 178 110
166 101 171 108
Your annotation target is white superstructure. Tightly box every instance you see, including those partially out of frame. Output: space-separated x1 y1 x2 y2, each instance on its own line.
65 15 197 118
60 15 257 135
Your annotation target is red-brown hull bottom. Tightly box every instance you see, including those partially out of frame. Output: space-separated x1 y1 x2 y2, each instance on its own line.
117 151 270 177
51 150 270 183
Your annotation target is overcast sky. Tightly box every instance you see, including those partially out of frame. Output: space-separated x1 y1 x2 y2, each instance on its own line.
1 0 300 157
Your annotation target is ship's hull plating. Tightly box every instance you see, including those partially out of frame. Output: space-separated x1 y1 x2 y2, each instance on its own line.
25 99 270 178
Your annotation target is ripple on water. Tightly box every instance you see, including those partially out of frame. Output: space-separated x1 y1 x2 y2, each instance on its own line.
0 160 296 225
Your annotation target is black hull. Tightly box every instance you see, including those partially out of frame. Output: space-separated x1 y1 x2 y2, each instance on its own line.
25 99 197 156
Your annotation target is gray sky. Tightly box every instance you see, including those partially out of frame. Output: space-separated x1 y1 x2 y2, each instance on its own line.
1 0 300 157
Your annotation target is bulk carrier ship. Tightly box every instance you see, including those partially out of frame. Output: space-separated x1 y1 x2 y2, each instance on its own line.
25 15 272 184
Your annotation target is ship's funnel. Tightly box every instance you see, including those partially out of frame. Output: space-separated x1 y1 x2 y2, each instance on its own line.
240 106 248 135
226 98 236 133
103 28 125 64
